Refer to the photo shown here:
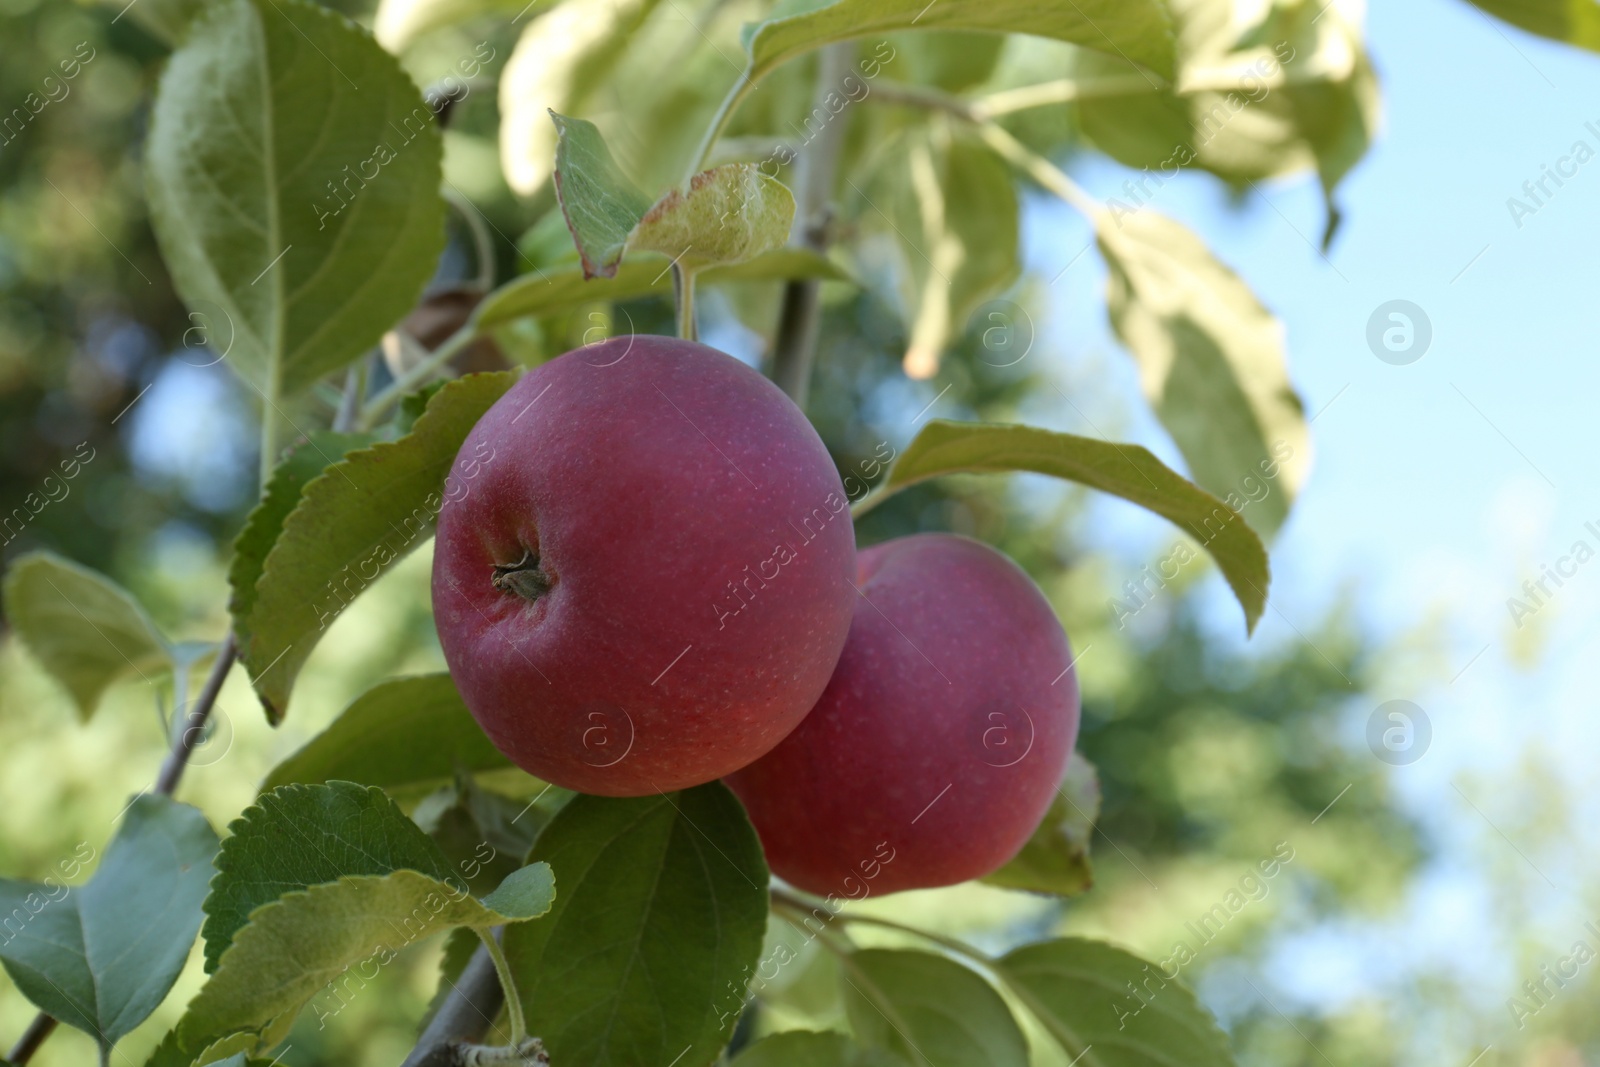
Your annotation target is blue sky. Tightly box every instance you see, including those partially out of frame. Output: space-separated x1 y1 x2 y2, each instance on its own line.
999 0 1600 1046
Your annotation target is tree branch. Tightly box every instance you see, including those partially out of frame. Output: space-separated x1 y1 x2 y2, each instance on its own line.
154 630 239 796
6 1014 57 1065
401 943 507 1067
769 43 855 407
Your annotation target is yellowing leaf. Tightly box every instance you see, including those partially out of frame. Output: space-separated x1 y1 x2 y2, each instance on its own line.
3 551 172 719
629 164 795 269
1097 208 1309 537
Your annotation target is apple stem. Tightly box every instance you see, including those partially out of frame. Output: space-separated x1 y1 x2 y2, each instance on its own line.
673 264 698 341
492 550 552 603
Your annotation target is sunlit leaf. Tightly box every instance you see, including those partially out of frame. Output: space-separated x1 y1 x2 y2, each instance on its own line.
228 431 377 634
1461 0 1600 54
629 163 795 269
857 419 1269 632
179 866 553 1055
500 0 664 195
201 781 459 972
475 248 850 329
743 0 1178 83
3 551 172 720
146 0 446 397
1097 208 1309 537
860 127 1018 379
998 938 1236 1066
375 0 550 51
234 372 517 721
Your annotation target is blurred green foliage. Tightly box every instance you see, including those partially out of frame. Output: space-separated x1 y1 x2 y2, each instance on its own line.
0 1 1570 1066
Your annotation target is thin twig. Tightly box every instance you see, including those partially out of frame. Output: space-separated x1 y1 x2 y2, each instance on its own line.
360 324 477 428
402 943 506 1067
154 631 239 796
769 43 855 407
6 1014 57 1065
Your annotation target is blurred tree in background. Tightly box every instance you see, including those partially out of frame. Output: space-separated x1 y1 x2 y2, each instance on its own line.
0 0 1498 1064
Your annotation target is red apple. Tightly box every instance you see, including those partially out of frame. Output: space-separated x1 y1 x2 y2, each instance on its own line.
726 533 1079 895
432 336 856 796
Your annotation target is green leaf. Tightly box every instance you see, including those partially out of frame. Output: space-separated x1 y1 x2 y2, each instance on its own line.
1462 0 1600 53
856 419 1268 632
260 674 512 792
997 938 1236 1066
1259 0 1380 237
481 862 557 918
3 551 172 720
500 0 665 195
862 128 1018 379
227 431 378 634
375 0 550 51
414 774 552 895
503 783 769 1067
179 867 553 1054
982 752 1099 897
550 111 656 278
744 0 1178 84
145 0 446 397
551 112 797 279
0 795 218 1052
629 164 795 270
475 248 851 330
201 781 458 972
1097 208 1309 537
733 1030 908 1067
843 949 1029 1067
234 371 517 721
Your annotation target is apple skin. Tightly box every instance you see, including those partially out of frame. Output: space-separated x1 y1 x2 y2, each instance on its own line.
431 336 856 796
725 533 1079 896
